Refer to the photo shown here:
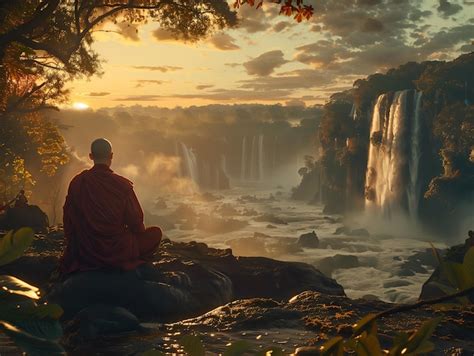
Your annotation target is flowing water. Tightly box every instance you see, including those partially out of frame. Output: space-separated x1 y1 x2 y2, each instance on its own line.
146 181 446 304
365 90 423 220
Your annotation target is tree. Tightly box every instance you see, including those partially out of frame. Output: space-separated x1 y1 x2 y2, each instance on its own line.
0 1 239 116
0 0 238 202
0 0 312 203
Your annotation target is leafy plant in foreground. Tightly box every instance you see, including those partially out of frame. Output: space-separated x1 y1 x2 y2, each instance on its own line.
0 227 65 355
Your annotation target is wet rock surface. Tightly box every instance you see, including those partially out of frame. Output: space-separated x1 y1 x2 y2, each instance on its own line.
297 231 319 248
315 254 359 277
1 230 344 323
70 291 474 355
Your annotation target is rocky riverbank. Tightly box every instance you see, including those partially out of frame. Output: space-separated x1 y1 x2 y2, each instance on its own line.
0 228 473 355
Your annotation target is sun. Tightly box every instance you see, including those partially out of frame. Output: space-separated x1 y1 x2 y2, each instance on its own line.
72 102 90 110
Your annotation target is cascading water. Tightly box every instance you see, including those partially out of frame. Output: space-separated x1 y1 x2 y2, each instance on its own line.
179 142 199 185
364 89 423 220
240 134 265 180
241 136 247 180
258 134 264 180
407 92 423 219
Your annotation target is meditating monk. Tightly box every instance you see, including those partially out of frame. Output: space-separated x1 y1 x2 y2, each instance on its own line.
60 138 162 276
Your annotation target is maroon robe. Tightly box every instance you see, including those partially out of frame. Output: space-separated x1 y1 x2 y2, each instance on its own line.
60 164 161 276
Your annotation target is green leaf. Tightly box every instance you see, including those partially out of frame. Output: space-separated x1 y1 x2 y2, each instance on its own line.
441 261 468 290
320 336 344 356
389 332 409 356
462 247 474 287
404 317 442 354
223 340 252 356
352 314 378 336
0 303 63 322
179 334 205 356
354 333 383 356
0 320 65 355
0 228 34 266
0 275 40 301
13 319 63 341
429 242 443 267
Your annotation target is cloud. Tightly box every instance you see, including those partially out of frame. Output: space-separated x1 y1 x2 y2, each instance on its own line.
115 89 295 102
437 0 463 17
225 63 241 68
272 21 291 32
295 40 352 68
115 95 162 101
419 24 474 57
132 66 183 72
135 80 167 88
88 92 110 97
237 4 272 33
243 50 289 76
116 22 139 41
196 84 215 90
152 28 184 42
285 99 306 107
239 69 331 90
209 33 240 50
361 18 384 32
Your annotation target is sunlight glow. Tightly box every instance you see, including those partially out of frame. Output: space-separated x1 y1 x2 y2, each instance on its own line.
72 102 90 110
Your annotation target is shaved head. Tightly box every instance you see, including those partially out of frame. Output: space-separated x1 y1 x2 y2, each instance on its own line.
90 138 113 165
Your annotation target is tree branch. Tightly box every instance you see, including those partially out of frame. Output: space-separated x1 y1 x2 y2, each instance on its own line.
375 286 474 320
0 0 60 48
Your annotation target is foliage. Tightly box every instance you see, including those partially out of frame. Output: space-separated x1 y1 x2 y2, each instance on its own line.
0 227 34 268
0 1 237 116
0 0 238 201
0 228 65 355
0 110 69 202
429 245 474 304
234 0 313 22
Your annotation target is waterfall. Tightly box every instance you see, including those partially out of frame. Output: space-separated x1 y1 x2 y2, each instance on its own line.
249 136 257 180
365 90 423 219
258 134 264 180
240 135 265 181
179 142 198 184
350 103 357 121
407 92 423 219
241 136 247 180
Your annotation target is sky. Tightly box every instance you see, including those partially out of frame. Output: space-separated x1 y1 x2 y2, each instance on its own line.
68 0 474 109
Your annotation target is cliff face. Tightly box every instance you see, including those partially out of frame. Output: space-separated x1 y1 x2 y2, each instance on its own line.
294 52 474 234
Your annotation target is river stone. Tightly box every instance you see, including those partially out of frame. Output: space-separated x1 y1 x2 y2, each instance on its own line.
297 231 319 248
66 305 140 338
315 255 359 277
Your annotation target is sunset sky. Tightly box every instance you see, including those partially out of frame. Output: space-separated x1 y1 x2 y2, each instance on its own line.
68 0 473 109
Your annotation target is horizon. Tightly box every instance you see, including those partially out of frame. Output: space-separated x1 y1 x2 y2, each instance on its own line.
67 0 474 110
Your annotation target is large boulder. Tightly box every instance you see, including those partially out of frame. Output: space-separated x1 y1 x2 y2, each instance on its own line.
0 205 49 232
6 232 344 322
297 231 319 248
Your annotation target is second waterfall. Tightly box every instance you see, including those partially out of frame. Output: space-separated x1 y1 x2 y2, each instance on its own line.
364 89 423 220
